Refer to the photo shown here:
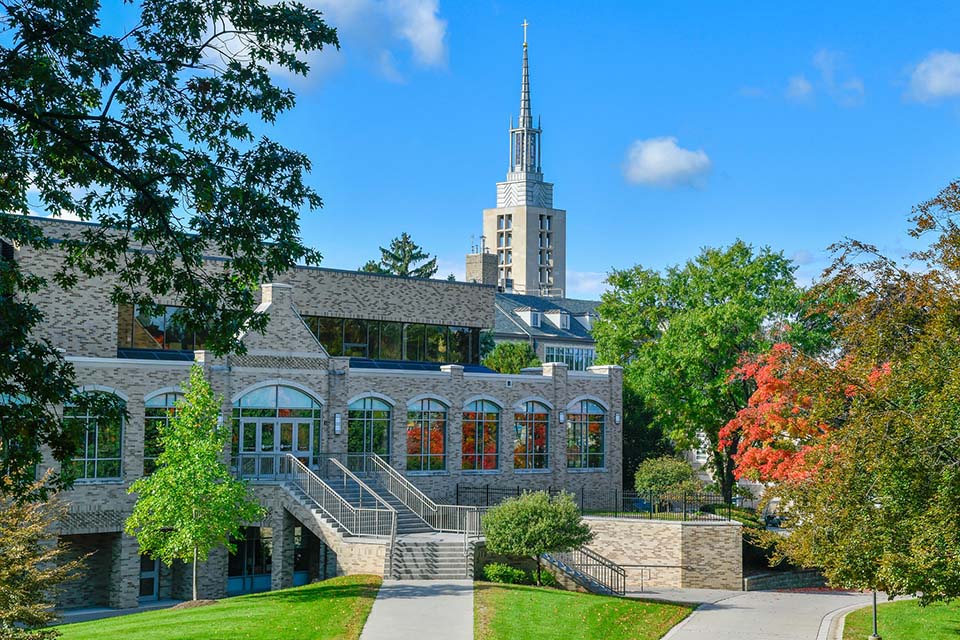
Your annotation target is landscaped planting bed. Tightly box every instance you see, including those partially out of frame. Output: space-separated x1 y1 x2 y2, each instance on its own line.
474 581 693 640
56 575 382 640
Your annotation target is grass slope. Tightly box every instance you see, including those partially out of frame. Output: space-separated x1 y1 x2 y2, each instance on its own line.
57 575 382 640
843 599 960 640
474 582 693 640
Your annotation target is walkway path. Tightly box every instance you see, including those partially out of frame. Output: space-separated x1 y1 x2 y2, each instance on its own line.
633 589 875 640
359 580 473 640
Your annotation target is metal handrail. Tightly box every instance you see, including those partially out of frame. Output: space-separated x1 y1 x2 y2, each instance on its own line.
542 546 627 596
367 453 439 518
285 454 394 539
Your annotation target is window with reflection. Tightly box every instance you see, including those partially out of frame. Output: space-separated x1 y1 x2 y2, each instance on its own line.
462 400 499 471
403 324 425 361
144 393 181 475
379 322 402 360
117 304 206 351
406 399 446 471
513 401 549 470
566 401 605 469
347 397 391 468
64 392 125 480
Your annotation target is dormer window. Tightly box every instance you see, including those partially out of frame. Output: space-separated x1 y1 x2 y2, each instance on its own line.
530 311 541 328
559 313 569 330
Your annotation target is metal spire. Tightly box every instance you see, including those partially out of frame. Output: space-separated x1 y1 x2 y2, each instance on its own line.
519 19 532 128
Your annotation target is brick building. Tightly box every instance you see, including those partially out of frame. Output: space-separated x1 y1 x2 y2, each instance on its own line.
5 216 622 610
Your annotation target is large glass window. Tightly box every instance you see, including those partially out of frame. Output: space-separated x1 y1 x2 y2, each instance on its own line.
379 321 402 360
343 319 368 357
513 401 549 470
544 346 596 371
347 397 391 470
406 399 446 471
403 323 425 361
462 401 499 471
143 393 181 475
566 401 605 469
117 304 206 351
317 317 344 356
64 392 124 480
232 385 322 478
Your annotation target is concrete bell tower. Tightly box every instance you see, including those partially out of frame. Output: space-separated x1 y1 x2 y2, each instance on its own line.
481 21 566 297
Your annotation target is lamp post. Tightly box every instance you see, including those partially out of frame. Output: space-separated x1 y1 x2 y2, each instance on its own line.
868 588 881 640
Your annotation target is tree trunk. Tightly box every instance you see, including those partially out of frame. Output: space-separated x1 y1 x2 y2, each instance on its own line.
192 545 198 601
535 557 542 586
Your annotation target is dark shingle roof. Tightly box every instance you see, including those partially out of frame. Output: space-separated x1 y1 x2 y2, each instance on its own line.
494 293 598 342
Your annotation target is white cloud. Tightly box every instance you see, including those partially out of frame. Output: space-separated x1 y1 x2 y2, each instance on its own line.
567 271 608 299
785 74 813 101
907 50 960 102
622 137 712 188
387 0 447 66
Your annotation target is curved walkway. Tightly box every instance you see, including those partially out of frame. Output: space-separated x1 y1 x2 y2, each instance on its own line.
359 579 473 640
634 589 875 640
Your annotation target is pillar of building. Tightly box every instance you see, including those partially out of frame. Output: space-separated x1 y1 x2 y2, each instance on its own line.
108 533 140 609
271 509 296 591
542 362 569 476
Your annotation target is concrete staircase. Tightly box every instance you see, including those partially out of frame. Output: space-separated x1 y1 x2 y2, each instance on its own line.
320 475 434 535
389 535 474 580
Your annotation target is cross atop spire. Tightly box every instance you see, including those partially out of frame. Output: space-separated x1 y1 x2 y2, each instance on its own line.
521 19 529 46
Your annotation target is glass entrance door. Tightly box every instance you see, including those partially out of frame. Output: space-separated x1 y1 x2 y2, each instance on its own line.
139 555 159 601
238 419 313 478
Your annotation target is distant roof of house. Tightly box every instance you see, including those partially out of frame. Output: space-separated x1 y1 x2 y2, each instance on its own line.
494 293 599 343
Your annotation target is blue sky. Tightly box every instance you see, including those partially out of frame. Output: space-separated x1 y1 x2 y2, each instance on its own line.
115 2 960 297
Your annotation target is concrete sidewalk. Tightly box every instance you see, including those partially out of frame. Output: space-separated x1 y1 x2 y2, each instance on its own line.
649 590 875 640
359 580 473 640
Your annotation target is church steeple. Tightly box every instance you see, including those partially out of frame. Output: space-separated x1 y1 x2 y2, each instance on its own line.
510 21 541 177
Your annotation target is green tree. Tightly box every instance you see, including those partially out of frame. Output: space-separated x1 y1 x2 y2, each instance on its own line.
721 181 960 603
620 385 673 489
125 365 264 601
0 0 338 500
482 341 540 374
361 232 438 278
482 491 594 586
0 477 84 639
594 240 812 501
633 456 700 495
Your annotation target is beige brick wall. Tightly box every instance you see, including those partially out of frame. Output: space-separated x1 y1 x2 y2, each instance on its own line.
586 517 742 590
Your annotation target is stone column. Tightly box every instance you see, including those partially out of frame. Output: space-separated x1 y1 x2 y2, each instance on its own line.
271 509 296 591
442 365 465 475
541 362 569 477
108 533 140 609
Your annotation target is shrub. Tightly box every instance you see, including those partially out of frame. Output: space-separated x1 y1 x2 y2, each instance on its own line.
483 563 529 585
634 456 701 494
535 569 558 588
482 491 594 586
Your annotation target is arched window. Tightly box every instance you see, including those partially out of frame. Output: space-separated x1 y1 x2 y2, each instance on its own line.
566 400 605 469
232 385 322 478
144 393 181 475
347 397 391 470
513 401 549 470
462 400 499 471
64 392 125 480
406 399 446 471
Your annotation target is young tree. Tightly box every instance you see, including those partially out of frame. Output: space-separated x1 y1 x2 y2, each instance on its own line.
593 241 813 501
482 491 594 585
720 181 960 602
482 342 540 374
0 0 338 500
361 232 438 278
0 477 84 639
125 365 264 601
633 456 701 495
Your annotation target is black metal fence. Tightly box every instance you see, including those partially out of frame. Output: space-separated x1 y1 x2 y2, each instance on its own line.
455 484 732 522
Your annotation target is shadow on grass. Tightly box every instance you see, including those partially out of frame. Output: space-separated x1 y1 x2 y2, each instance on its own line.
240 580 379 604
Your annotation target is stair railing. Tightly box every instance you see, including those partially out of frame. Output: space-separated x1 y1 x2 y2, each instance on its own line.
541 546 627 596
285 454 395 539
367 454 484 534
326 457 398 566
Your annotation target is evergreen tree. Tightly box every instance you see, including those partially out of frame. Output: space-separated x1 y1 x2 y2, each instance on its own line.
362 233 438 278
125 365 264 601
482 342 540 374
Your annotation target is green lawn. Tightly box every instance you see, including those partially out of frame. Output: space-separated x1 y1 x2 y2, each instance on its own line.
474 582 693 640
843 599 960 640
57 574 382 640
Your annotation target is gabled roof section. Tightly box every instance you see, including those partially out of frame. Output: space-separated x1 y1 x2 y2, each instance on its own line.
238 283 327 356
494 293 598 342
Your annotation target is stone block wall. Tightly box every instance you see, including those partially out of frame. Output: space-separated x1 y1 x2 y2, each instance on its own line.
586 517 743 590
